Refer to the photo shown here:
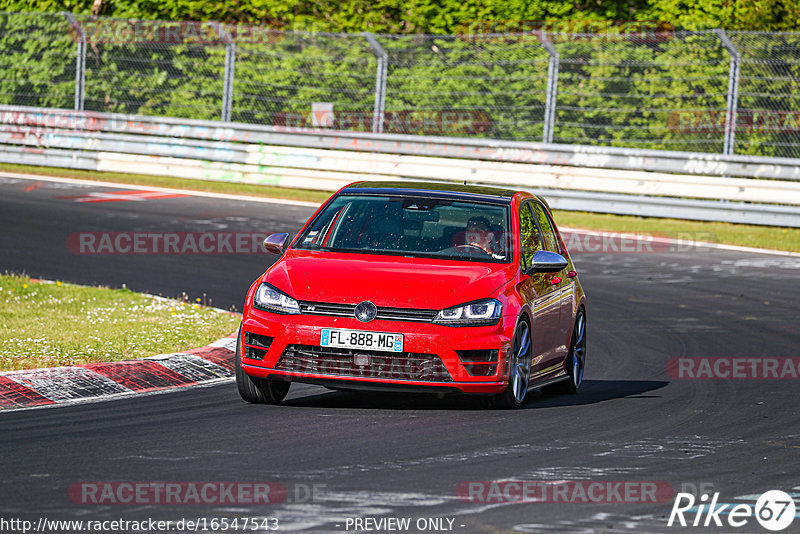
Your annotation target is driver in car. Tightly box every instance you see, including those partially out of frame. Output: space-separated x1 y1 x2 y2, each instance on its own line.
453 216 499 255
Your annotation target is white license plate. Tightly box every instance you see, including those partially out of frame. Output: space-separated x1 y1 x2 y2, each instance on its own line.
320 328 403 352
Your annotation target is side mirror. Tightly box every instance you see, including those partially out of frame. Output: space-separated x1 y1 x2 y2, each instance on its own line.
528 250 568 274
263 233 290 255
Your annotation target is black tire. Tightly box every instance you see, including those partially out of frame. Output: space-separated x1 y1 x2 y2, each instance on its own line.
548 308 587 395
485 319 532 409
235 326 290 404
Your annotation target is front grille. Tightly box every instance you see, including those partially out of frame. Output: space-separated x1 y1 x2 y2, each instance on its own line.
299 301 355 316
298 301 438 323
376 307 438 322
276 345 452 382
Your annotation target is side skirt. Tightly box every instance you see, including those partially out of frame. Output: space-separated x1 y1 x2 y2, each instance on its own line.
529 373 569 391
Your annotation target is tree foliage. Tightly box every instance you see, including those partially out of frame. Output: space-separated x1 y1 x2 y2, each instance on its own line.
2 0 799 32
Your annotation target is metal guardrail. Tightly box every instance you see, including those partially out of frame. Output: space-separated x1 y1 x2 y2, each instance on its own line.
1 105 799 227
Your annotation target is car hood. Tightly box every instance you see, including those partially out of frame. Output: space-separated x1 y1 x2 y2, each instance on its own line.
263 250 515 309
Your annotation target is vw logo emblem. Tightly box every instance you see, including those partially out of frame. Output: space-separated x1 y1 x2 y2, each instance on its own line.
354 301 378 323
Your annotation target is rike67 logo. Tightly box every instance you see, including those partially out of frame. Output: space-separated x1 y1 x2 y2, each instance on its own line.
668 490 796 531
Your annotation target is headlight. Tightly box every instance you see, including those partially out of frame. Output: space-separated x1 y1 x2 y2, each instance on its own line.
433 298 502 326
253 283 301 314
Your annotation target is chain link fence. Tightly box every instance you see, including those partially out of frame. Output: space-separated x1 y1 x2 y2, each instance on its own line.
77 17 228 120
0 13 76 109
733 32 800 158
234 31 377 126
1 12 799 158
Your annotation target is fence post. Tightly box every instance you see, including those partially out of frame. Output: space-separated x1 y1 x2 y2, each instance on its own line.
715 29 740 155
220 23 236 122
540 31 559 144
363 32 387 134
62 13 85 111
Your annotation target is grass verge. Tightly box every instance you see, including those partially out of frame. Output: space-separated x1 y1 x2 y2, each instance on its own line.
554 211 800 253
1 162 798 253
0 274 241 371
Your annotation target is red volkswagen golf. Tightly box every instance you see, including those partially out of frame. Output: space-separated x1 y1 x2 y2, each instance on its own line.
237 182 586 408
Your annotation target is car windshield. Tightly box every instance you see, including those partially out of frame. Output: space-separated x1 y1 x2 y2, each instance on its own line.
295 194 511 262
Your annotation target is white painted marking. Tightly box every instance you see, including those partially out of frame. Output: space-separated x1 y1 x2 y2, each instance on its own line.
590 437 744 460
294 444 562 477
520 466 644 479
724 258 800 269
0 171 321 208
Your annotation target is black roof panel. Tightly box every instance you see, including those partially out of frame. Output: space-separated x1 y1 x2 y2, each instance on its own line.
341 181 518 204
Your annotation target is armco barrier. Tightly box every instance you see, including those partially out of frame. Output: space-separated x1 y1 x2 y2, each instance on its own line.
1 105 800 227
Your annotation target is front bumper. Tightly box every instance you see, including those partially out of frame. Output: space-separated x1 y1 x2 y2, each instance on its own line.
240 309 516 395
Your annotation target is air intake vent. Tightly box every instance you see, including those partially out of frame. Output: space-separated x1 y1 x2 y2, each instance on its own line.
456 349 498 363
243 331 274 361
456 349 499 377
245 331 274 349
245 347 267 361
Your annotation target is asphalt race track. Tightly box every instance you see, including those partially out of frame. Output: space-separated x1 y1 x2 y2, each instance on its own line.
1 174 799 533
